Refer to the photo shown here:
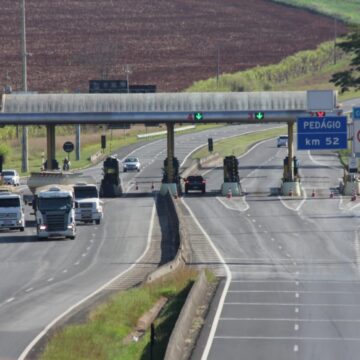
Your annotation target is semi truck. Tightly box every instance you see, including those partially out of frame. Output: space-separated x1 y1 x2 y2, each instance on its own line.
0 191 25 232
73 182 103 224
33 185 76 240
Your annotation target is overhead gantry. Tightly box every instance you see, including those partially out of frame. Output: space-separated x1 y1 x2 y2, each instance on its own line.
0 90 339 195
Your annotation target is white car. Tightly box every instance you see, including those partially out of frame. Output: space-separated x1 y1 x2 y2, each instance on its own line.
277 136 288 148
123 157 141 172
1 169 20 186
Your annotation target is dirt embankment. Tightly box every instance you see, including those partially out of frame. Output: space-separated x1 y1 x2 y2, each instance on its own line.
0 0 346 93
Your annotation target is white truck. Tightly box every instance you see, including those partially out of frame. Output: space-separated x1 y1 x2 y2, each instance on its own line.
73 183 103 225
0 191 25 231
34 185 76 240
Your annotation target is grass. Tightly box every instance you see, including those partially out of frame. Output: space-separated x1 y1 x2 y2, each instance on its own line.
40 268 202 360
271 0 360 24
191 126 287 160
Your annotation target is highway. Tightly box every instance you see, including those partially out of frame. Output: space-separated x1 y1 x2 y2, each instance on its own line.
187 134 360 359
0 123 277 359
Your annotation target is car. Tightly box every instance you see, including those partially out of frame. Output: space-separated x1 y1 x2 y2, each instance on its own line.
277 135 288 148
123 157 141 172
184 175 206 194
1 169 20 186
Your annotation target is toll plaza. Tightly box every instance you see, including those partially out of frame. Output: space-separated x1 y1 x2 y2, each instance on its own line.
0 90 342 196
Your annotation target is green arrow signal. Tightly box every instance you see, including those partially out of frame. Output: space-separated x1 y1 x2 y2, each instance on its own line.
255 112 264 120
194 112 203 121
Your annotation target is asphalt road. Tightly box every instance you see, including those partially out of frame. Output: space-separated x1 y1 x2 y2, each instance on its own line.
0 123 278 360
187 133 360 359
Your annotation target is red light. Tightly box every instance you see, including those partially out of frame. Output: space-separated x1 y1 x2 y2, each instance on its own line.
316 111 326 117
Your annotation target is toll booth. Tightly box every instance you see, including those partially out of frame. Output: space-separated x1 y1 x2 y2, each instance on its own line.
221 155 242 196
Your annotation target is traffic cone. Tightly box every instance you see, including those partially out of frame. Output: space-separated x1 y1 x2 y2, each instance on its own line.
227 189 232 199
311 189 315 197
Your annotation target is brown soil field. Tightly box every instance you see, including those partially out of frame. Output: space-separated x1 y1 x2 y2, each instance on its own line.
0 0 347 93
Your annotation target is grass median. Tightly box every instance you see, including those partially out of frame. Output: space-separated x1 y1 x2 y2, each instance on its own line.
191 126 288 160
40 269 217 360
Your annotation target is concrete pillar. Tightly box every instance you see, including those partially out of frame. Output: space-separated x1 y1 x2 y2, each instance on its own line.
75 124 81 161
287 121 294 181
166 123 174 183
46 124 56 170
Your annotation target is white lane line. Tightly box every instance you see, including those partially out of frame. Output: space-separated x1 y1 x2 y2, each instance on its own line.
82 253 87 257
214 336 360 341
220 318 360 322
354 232 360 276
62 269 68 273
74 261 80 266
225 302 360 307
181 199 231 360
294 345 299 352
295 293 300 299
278 245 283 250
25 288 33 293
86 246 91 251
295 307 299 313
47 278 53 282
294 323 299 331
19 202 157 360
228 290 360 294
5 298 14 303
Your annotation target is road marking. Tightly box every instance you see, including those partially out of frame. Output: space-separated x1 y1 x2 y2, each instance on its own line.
225 302 360 307
220 318 360 322
295 292 300 298
278 245 282 250
82 253 87 257
62 269 68 273
47 278 53 282
181 198 231 360
214 336 360 341
25 288 33 293
74 261 80 266
294 323 299 331
5 298 14 303
295 307 299 313
294 345 299 352
354 232 360 276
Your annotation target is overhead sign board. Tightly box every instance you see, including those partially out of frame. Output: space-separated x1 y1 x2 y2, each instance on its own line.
89 80 128 93
297 116 347 150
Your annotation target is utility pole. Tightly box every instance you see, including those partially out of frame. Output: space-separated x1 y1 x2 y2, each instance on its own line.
216 46 220 88
20 0 28 172
123 64 132 93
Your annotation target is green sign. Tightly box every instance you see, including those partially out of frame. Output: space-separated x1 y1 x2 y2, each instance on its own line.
194 112 203 121
255 112 264 120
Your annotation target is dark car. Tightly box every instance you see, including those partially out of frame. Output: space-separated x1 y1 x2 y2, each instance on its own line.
184 175 206 194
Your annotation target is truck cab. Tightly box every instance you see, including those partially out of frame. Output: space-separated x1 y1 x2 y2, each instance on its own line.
0 192 25 231
34 185 76 240
73 183 103 225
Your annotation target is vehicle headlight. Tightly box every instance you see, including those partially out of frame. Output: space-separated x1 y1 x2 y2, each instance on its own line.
39 224 47 230
68 224 74 229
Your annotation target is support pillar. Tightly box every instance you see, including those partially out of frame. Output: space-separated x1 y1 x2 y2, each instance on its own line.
160 123 178 195
166 123 174 183
75 124 81 161
46 125 56 170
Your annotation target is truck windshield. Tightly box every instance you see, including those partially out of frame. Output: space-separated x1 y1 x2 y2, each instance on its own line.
74 187 98 199
0 197 20 207
38 197 72 211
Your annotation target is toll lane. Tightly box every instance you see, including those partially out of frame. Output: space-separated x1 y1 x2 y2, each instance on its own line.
186 137 360 360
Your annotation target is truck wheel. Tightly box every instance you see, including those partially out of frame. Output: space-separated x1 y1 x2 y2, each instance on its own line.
20 227 25 232
95 219 100 225
123 168 127 172
68 236 75 240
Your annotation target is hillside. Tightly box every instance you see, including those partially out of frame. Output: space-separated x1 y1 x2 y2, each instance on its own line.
0 0 346 93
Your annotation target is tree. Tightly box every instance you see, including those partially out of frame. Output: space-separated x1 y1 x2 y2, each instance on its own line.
330 26 360 93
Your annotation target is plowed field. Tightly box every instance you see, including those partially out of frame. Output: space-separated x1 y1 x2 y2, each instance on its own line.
0 0 347 92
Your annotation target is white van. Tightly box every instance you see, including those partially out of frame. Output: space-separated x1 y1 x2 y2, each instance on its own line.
0 192 25 231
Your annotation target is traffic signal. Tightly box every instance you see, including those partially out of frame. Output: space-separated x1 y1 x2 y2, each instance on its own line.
255 112 265 120
208 138 213 152
101 135 106 149
194 112 203 121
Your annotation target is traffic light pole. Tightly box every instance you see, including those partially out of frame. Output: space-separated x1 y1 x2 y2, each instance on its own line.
287 121 294 181
46 125 56 170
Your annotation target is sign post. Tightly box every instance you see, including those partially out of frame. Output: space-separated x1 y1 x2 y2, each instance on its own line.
353 107 360 157
297 116 347 150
